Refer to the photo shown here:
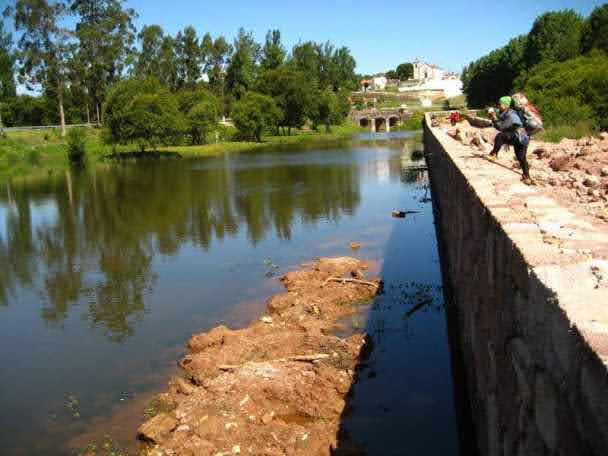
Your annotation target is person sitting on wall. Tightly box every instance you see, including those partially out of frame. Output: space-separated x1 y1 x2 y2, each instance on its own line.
488 96 532 185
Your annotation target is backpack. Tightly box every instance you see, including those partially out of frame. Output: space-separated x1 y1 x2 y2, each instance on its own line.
511 92 543 136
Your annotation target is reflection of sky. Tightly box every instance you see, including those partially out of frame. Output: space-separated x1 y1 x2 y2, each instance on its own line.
0 142 452 456
0 204 7 241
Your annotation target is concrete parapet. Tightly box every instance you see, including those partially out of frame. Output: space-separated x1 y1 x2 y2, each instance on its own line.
424 113 608 455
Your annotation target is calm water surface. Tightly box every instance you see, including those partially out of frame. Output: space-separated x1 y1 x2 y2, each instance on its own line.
0 132 460 455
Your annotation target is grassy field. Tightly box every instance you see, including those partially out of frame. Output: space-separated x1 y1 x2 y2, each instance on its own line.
0 122 365 181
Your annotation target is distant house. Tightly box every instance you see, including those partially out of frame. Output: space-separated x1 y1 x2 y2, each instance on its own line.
372 76 387 90
412 59 445 81
360 75 388 91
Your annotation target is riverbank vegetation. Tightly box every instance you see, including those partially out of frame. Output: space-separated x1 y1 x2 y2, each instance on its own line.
0 0 368 179
462 4 608 139
0 122 363 179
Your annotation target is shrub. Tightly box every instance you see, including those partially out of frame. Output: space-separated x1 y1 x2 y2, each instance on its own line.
103 77 186 151
26 148 41 165
177 88 220 145
232 92 282 142
66 127 87 164
517 51 608 130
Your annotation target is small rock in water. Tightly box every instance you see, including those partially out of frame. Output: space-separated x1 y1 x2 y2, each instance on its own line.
392 210 406 218
349 241 361 250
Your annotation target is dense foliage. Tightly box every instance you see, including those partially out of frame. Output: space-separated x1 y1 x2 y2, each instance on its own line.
232 92 281 142
462 4 608 131
516 51 608 130
1 0 359 146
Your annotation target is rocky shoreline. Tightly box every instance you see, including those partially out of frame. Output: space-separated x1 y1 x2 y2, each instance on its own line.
136 257 380 456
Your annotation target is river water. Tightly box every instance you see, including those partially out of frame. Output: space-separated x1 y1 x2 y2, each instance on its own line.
0 132 461 455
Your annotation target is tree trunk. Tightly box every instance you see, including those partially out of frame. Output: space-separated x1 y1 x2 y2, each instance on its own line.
86 104 90 125
59 87 66 137
96 104 101 125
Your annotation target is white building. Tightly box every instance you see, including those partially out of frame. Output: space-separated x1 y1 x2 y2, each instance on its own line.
412 59 445 81
372 76 387 90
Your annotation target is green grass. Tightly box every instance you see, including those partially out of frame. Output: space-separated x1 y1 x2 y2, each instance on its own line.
0 122 364 181
535 121 597 143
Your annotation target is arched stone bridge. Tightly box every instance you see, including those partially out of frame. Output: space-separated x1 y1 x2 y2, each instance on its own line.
350 108 410 132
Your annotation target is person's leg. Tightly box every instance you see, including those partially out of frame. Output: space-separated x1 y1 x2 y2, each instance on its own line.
490 132 507 156
514 143 530 179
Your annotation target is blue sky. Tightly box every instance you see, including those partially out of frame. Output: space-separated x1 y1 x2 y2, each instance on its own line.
2 0 603 75
124 0 603 74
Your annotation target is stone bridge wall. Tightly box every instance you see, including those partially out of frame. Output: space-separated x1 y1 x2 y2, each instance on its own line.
424 113 608 455
350 109 410 132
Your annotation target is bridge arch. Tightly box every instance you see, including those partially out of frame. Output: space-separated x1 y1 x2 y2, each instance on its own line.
374 117 387 132
359 118 370 128
389 116 400 128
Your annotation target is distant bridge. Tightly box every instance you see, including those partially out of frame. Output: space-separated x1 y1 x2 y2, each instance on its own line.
350 108 410 132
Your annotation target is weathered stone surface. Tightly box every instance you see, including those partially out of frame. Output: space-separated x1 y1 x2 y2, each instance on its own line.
138 413 178 444
424 113 608 456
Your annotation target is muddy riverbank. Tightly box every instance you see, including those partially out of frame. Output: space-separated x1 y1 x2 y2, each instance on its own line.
125 257 378 456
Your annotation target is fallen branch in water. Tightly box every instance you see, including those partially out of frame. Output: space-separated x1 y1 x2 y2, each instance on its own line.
322 277 380 289
218 354 330 371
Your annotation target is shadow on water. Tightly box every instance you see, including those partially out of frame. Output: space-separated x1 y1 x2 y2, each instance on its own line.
332 160 470 455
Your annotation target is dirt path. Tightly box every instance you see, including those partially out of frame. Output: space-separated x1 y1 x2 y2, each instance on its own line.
128 257 380 456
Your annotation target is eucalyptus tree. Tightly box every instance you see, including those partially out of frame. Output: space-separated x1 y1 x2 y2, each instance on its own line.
158 35 179 90
225 28 261 100
260 29 285 72
11 0 75 135
205 35 231 100
134 24 164 77
0 20 16 101
175 25 201 88
69 0 137 123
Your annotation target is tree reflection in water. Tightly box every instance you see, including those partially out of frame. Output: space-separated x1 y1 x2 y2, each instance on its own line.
0 153 364 341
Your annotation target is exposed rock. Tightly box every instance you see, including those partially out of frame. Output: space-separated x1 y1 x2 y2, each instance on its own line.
188 326 233 353
172 377 197 396
139 257 379 456
584 176 601 188
138 413 178 444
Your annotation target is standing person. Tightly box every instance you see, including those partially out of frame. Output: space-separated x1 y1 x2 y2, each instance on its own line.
488 96 532 184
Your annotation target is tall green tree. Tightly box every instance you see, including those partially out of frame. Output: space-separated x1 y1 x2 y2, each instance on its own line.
329 46 357 90
206 35 231 99
396 62 413 80
69 0 137 123
0 20 16 101
175 25 201 88
134 24 164 77
524 9 584 67
257 66 314 135
291 41 321 83
12 0 74 135
462 35 527 108
581 4 608 54
225 28 260 100
260 29 285 72
159 35 179 90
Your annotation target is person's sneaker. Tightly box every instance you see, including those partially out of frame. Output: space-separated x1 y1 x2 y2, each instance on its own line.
487 154 497 161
